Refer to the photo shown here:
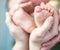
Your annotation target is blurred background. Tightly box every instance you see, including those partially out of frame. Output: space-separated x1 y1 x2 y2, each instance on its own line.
0 0 60 50
0 0 14 50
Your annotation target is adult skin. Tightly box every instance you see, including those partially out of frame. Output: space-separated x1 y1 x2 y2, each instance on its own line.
6 8 54 50
6 0 60 50
41 9 60 50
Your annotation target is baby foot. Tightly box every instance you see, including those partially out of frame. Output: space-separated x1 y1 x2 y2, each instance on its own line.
34 2 59 44
42 19 60 50
34 2 55 42
10 2 36 33
34 2 54 27
30 3 59 50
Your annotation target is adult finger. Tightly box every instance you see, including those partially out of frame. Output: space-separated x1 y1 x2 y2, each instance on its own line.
9 3 19 16
41 16 54 33
30 16 54 42
5 12 17 29
50 10 59 37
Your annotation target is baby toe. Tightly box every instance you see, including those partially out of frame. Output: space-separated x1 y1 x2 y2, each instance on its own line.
40 2 45 10
34 6 41 13
45 3 54 16
34 6 44 27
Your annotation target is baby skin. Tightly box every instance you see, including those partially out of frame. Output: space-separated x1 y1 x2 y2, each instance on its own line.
30 3 59 50
6 2 35 50
9 2 36 33
35 2 59 41
7 2 59 50
41 9 60 50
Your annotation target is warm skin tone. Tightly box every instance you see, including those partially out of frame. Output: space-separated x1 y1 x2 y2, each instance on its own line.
6 2 36 50
8 0 50 13
34 2 59 43
30 3 59 50
11 2 36 33
7 3 59 50
6 3 59 50
34 3 54 27
6 0 60 50
8 0 50 7
6 12 29 50
6 3 54 50
41 9 60 50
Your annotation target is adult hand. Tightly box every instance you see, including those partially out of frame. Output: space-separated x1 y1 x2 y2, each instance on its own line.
41 33 60 50
6 2 36 50
40 9 60 50
29 16 54 50
6 0 58 50
6 12 29 50
29 3 59 50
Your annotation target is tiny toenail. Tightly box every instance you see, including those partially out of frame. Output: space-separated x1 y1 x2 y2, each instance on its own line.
35 6 41 12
